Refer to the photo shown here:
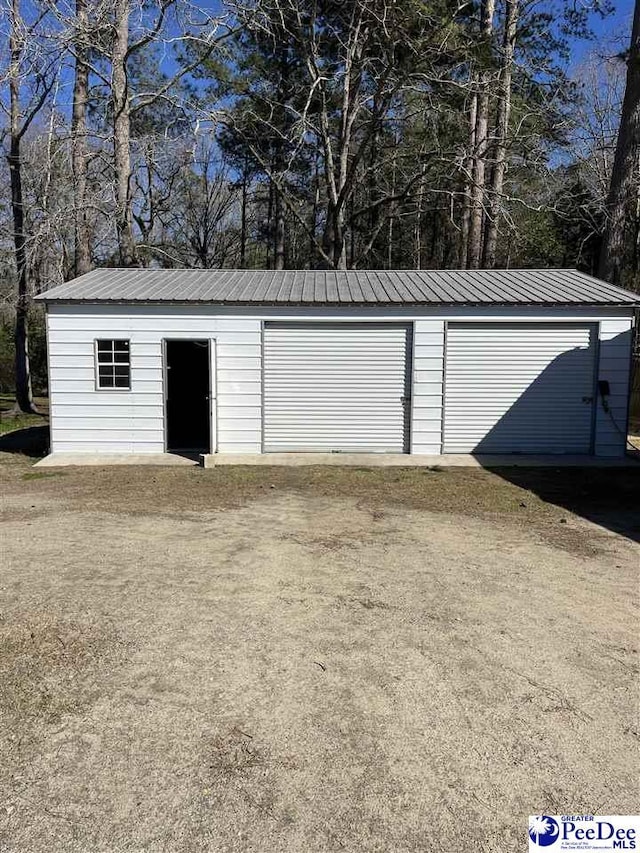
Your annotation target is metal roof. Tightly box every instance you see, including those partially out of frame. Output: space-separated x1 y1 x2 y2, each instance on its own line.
35 268 640 306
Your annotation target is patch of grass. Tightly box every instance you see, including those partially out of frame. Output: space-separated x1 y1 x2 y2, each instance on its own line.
2 458 636 526
5 462 541 517
0 412 44 435
0 612 127 730
22 470 66 481
1 454 638 554
0 394 49 436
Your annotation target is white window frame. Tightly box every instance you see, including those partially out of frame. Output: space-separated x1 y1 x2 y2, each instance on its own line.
94 339 131 391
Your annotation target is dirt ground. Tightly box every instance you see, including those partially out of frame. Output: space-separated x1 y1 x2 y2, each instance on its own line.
0 451 638 853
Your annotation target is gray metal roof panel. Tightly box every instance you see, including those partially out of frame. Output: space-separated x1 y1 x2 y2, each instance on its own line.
35 268 640 306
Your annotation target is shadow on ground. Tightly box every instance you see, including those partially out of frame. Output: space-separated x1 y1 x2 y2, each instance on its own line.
489 464 640 544
0 425 50 458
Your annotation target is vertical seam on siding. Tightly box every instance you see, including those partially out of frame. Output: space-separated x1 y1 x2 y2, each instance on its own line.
161 339 168 453
590 323 600 456
207 338 213 455
406 322 414 454
212 337 218 454
624 312 637 451
441 320 448 454
260 320 265 454
93 339 99 392
45 309 53 453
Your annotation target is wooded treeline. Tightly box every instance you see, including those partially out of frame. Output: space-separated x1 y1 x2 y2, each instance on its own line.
1 0 639 409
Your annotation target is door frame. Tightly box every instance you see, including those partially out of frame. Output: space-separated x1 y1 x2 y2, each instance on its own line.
162 338 216 454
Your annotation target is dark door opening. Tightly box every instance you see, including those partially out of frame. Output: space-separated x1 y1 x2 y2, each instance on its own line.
165 340 211 453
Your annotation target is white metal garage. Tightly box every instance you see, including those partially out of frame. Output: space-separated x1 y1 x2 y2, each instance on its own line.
263 322 411 452
443 323 597 453
36 268 638 461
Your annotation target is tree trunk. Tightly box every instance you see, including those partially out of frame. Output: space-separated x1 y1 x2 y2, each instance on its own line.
415 162 426 269
368 100 381 266
322 205 347 270
266 178 273 268
459 88 477 269
483 0 518 269
309 153 319 268
467 0 496 270
387 141 397 269
333 210 347 270
429 209 437 264
599 0 640 286
72 0 91 277
240 162 248 267
9 138 36 414
112 0 137 267
274 188 285 270
348 187 356 268
8 0 37 414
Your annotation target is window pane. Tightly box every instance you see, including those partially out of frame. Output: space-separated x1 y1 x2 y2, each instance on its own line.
113 350 129 363
114 365 130 388
98 366 114 388
113 340 129 352
97 340 113 353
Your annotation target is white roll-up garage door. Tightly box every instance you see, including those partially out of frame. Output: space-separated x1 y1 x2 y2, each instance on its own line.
263 322 412 452
444 323 596 453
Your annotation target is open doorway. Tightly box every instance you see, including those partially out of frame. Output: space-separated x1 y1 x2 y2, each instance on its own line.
164 340 211 454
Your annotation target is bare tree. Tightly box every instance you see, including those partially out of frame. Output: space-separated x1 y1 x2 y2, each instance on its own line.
3 0 56 413
106 0 233 267
467 0 496 269
483 0 519 268
599 0 640 286
111 0 138 266
139 137 240 268
226 0 439 269
0 0 626 325
71 0 91 275
458 88 477 269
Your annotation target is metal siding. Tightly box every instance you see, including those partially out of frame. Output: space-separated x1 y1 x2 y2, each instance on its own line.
36 269 640 306
443 323 597 453
46 305 262 454
263 322 411 452
410 320 445 454
44 303 633 458
594 318 634 456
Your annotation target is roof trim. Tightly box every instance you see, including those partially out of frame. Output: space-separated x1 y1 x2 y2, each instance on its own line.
37 298 639 308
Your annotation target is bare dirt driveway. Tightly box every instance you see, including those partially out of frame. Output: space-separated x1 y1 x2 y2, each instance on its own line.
0 452 638 853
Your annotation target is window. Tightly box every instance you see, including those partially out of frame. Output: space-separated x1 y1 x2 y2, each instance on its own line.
95 339 130 389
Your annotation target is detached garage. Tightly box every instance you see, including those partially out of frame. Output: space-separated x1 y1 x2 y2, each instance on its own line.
37 269 637 460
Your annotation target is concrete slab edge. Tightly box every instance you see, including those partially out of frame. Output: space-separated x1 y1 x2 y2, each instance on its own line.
34 453 199 468
202 453 638 468
33 452 638 469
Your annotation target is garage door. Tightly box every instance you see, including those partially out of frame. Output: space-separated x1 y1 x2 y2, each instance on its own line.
444 323 596 453
263 323 412 452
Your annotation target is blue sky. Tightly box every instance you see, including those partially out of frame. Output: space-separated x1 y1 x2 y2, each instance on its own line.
569 0 634 69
